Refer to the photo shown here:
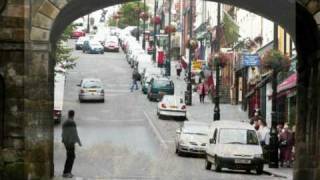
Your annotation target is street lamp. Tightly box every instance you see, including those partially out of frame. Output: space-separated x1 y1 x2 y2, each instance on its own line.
153 0 159 63
186 0 193 106
142 0 146 49
166 0 172 76
135 7 141 42
213 3 221 121
213 53 221 121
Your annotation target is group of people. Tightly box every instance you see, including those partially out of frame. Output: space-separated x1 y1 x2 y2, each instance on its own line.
250 114 295 168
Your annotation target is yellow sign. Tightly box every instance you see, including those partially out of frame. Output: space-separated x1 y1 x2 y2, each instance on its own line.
192 60 204 71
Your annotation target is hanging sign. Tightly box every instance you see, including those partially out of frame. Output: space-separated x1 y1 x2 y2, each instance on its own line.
242 53 260 67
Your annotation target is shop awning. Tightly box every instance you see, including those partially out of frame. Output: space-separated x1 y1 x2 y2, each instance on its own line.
277 73 297 93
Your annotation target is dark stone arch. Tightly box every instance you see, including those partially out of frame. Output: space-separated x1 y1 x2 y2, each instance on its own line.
0 75 4 147
294 2 320 180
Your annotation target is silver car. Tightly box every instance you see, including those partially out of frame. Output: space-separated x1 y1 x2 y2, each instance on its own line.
78 78 105 102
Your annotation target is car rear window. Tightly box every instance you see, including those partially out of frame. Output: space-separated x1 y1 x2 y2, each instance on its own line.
219 128 259 145
154 80 171 88
83 81 102 88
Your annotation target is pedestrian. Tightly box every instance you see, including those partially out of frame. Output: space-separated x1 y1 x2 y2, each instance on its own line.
130 69 139 92
257 118 270 162
62 110 82 178
175 59 182 79
279 123 294 167
197 82 207 103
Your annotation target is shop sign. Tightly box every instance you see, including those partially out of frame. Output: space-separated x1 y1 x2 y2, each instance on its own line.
242 54 260 67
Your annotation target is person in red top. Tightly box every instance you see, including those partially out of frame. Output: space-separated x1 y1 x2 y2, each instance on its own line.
157 50 165 68
197 80 208 103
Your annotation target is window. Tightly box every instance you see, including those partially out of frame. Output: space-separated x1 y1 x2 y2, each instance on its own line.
0 75 4 147
219 128 259 145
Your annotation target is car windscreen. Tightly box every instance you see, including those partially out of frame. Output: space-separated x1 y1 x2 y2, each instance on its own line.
153 80 171 88
219 128 259 145
83 81 102 89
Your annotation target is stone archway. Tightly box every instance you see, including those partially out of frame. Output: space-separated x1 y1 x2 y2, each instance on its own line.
0 75 4 147
0 0 319 179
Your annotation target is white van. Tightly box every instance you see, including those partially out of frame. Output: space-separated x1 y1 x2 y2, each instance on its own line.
205 120 264 174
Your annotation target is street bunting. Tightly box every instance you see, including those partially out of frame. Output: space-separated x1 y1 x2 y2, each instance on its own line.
242 53 260 66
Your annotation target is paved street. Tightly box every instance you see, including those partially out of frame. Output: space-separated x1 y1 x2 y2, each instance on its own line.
53 40 284 180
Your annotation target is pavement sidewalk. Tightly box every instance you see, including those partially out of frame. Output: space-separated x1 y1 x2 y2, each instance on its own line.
264 165 293 179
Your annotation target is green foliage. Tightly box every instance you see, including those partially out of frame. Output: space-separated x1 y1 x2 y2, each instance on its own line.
222 12 240 45
261 49 290 72
108 2 150 28
55 25 78 73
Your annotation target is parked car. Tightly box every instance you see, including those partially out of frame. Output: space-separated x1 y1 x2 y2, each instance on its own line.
53 65 66 124
157 95 187 120
141 67 162 83
205 120 264 174
147 77 174 101
75 36 88 50
175 122 209 155
71 28 86 39
78 78 105 102
83 40 104 54
104 36 119 52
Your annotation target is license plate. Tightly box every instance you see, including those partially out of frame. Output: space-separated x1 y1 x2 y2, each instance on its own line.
235 159 251 164
89 90 96 92
170 106 177 108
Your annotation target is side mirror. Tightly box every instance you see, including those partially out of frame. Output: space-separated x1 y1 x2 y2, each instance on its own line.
176 129 181 134
77 84 81 87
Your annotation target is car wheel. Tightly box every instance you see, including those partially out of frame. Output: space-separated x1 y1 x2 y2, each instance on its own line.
205 158 212 170
256 164 263 175
246 169 251 173
101 99 105 103
214 156 222 172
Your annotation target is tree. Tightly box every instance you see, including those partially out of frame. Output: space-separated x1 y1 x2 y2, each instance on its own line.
55 24 78 73
107 2 149 28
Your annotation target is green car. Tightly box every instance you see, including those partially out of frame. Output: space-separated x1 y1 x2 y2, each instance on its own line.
147 77 174 101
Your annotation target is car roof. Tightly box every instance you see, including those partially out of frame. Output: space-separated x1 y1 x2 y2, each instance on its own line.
153 77 171 81
210 120 254 130
82 78 102 82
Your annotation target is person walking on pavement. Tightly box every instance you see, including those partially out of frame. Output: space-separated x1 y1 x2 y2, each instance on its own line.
175 58 182 79
62 110 82 178
131 69 139 92
197 81 207 103
279 123 294 167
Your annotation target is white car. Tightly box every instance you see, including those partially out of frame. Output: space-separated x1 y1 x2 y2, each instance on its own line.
78 78 105 102
157 95 187 119
175 122 209 155
205 120 264 174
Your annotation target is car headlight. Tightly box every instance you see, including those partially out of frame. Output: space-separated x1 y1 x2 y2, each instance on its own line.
179 140 187 145
254 154 263 158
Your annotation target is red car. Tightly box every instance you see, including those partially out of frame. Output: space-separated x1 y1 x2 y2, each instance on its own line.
104 36 119 52
71 29 86 39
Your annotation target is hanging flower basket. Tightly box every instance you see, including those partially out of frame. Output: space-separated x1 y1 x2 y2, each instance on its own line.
210 52 230 68
139 12 149 21
113 14 121 20
185 38 198 50
164 25 176 34
150 16 161 25
254 36 263 45
261 49 290 72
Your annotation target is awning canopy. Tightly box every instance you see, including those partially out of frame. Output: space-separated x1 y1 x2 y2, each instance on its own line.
277 73 297 93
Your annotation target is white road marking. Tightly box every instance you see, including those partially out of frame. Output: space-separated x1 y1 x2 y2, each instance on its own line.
143 111 168 149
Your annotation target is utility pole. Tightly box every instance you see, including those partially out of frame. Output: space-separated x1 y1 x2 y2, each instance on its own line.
153 0 158 62
269 23 279 168
213 3 221 121
142 0 146 49
186 0 193 105
167 0 172 76
87 14 90 33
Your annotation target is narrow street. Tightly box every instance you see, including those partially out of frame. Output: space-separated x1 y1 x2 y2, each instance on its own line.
53 40 282 180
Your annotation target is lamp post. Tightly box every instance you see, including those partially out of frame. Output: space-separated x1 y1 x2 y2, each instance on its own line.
186 0 193 106
153 0 159 62
87 14 90 33
213 3 221 121
166 0 172 76
142 0 146 49
136 8 141 42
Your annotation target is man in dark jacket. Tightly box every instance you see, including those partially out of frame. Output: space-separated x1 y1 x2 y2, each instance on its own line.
62 110 82 178
130 69 140 92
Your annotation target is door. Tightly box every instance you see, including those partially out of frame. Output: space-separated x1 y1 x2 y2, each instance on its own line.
0 75 4 147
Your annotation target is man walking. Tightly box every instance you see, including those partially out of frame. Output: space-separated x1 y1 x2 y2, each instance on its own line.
131 69 139 92
175 59 182 79
62 110 82 178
